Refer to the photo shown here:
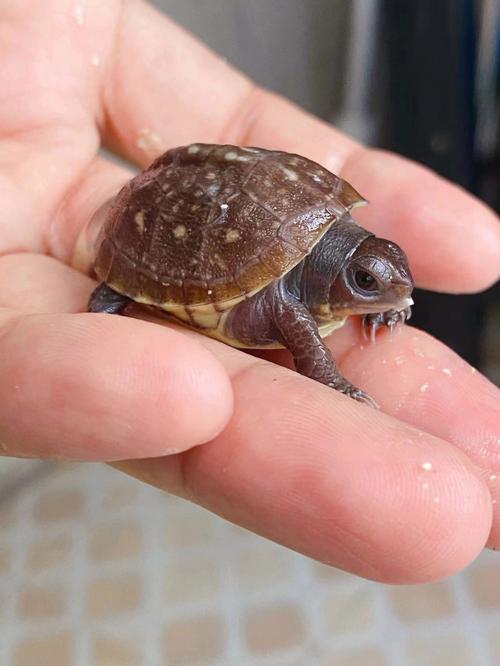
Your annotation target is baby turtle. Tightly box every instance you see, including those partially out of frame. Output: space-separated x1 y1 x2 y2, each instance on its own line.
88 143 414 406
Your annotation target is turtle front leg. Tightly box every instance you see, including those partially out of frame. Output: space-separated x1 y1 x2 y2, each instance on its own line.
88 283 131 314
362 306 412 343
270 286 378 408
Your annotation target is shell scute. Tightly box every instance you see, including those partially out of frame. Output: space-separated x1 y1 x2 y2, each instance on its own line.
94 143 366 309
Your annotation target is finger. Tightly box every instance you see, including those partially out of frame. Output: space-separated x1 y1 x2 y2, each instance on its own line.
331 323 500 549
53 155 135 269
96 0 500 293
121 323 497 577
0 253 95 313
263 318 500 549
0 305 233 461
1 253 495 581
115 359 492 584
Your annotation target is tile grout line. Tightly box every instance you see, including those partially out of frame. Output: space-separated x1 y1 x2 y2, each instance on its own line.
218 513 243 665
143 483 166 666
450 570 493 666
74 463 104 666
0 488 29 665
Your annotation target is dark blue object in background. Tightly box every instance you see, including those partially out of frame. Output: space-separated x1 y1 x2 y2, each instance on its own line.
378 0 499 372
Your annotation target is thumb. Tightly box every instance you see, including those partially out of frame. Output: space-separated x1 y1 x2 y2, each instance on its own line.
0 305 233 461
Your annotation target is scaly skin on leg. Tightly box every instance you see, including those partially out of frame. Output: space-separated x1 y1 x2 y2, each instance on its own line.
88 283 131 314
270 286 378 407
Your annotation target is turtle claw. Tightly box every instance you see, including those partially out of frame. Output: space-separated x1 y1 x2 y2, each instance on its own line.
329 380 379 409
344 385 379 409
362 306 412 343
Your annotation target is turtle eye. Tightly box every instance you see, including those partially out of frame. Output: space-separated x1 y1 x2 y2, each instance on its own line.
354 270 378 292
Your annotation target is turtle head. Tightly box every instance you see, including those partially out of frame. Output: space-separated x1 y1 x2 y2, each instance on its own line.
328 236 414 316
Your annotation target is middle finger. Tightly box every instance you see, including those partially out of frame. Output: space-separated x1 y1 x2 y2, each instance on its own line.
1 252 497 577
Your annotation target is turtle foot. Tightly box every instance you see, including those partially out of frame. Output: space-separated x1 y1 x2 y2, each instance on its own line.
88 283 131 315
362 306 412 343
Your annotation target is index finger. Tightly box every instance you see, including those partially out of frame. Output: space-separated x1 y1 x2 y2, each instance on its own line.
97 1 500 293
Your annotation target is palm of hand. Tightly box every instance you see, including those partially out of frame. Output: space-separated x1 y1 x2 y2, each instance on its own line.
0 0 499 583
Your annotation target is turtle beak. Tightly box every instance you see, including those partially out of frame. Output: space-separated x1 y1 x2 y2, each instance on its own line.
390 281 413 312
396 295 414 311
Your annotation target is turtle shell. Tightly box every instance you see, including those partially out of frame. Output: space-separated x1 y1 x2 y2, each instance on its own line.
94 143 367 313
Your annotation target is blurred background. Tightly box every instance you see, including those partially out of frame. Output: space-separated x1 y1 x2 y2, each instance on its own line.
0 1 499 665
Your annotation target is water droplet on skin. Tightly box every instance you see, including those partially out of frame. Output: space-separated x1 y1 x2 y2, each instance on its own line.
136 128 163 155
427 365 435 370
420 383 429 393
413 348 426 358
470 366 477 374
421 462 433 471
490 475 497 481
73 4 84 25
442 368 453 376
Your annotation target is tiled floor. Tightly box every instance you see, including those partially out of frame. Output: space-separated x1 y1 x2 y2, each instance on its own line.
0 462 499 666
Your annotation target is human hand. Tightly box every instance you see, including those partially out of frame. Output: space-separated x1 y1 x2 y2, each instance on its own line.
1 0 499 583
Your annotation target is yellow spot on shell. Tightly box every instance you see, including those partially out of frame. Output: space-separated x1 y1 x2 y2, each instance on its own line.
225 229 240 242
134 210 145 234
173 224 186 239
282 167 299 181
213 253 227 269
